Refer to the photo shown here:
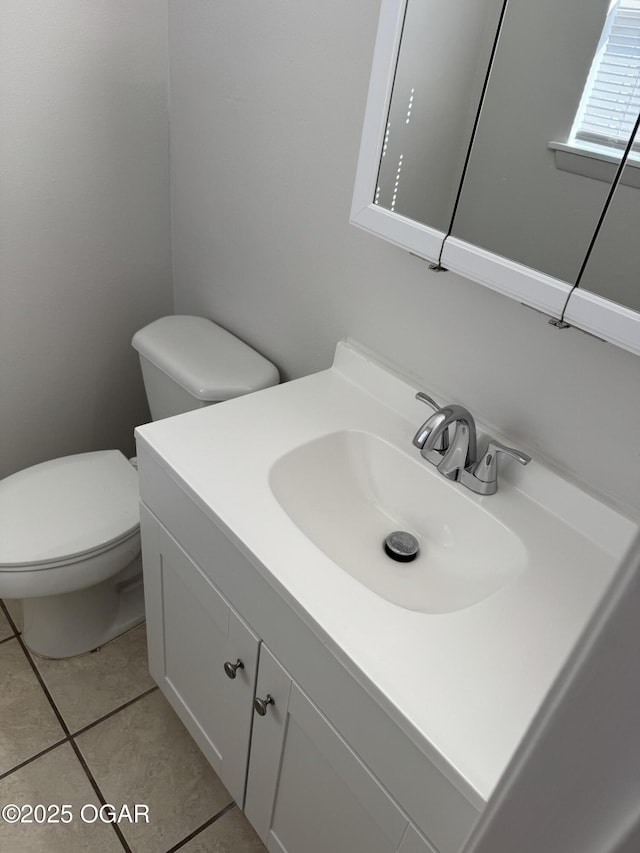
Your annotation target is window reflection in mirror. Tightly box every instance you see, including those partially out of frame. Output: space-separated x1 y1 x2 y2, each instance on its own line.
574 116 640 312
570 0 640 158
449 0 622 285
550 0 640 185
374 0 504 232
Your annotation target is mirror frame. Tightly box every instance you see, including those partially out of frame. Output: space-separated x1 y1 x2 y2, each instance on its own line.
350 0 640 357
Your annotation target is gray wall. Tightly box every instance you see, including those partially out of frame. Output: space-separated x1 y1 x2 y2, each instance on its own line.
463 531 640 853
168 0 640 519
579 174 640 311
377 0 502 229
0 0 173 479
451 0 639 299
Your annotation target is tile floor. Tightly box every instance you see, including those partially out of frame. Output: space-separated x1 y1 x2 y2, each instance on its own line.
0 601 267 853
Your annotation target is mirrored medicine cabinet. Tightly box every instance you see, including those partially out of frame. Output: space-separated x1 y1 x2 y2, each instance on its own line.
575 121 640 313
351 0 640 355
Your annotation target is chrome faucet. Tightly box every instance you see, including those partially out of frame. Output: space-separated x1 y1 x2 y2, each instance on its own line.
413 394 477 480
412 393 530 494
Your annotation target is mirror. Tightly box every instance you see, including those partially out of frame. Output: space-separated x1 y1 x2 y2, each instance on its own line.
374 0 504 232
351 0 507 261
563 115 640 343
449 0 617 285
351 0 640 355
573 121 640 313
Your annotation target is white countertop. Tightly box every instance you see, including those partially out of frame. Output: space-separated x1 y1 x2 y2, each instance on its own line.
136 341 636 806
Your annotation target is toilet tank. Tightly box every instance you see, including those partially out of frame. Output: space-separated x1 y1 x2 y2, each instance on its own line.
132 316 279 421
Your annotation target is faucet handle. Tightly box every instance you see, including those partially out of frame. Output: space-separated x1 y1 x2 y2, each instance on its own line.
412 392 449 452
415 391 441 411
470 439 531 494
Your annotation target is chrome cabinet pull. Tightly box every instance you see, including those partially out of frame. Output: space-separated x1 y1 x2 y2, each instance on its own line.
224 659 244 679
254 694 275 716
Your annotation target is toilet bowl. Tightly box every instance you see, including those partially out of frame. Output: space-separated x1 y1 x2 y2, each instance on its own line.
0 450 142 658
0 316 279 658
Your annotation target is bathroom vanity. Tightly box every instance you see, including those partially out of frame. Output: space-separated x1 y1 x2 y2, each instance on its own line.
135 342 635 853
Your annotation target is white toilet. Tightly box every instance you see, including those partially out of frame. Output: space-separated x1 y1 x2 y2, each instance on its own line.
0 316 279 658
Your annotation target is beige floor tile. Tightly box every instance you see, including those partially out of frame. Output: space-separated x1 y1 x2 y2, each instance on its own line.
3 599 23 632
180 807 267 853
76 689 233 853
33 624 155 733
0 639 66 775
0 607 14 641
0 742 122 853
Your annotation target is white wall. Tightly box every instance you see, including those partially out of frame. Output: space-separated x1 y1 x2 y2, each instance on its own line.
167 0 640 518
0 0 173 479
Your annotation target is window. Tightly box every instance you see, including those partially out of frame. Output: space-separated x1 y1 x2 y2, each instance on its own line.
570 0 640 156
549 0 640 185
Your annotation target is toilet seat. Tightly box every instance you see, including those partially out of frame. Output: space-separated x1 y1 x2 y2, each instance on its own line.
0 450 139 571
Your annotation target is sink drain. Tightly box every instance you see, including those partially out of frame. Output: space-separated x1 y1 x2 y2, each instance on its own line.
383 531 419 563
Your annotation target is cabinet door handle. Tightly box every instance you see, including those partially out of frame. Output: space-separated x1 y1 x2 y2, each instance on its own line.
224 659 244 679
254 694 275 716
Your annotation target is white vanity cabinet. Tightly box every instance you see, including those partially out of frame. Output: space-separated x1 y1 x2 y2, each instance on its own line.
141 503 438 853
245 643 435 853
141 504 438 853
137 448 481 853
140 505 259 807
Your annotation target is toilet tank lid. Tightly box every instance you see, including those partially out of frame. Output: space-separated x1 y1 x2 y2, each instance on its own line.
0 451 139 569
132 315 279 401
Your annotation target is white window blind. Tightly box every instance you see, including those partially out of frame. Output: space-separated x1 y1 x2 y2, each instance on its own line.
571 0 640 153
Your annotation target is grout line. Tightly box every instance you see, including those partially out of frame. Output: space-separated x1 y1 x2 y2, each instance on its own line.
69 738 133 853
0 600 20 634
0 737 70 781
0 603 151 853
0 607 212 853
164 801 237 853
7 626 137 849
71 685 159 739
13 630 72 737
0 680 160 782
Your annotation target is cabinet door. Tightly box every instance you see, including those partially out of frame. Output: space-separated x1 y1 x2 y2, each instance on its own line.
140 507 259 806
245 644 414 853
398 825 439 853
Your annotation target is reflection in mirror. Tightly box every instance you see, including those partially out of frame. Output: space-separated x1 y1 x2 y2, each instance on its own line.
575 116 640 312
352 0 640 353
450 0 620 284
374 0 505 232
554 0 640 183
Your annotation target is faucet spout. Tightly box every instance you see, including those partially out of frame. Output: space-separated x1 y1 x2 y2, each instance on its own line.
420 405 477 481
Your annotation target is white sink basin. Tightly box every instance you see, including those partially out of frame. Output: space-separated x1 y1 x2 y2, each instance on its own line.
269 429 527 613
